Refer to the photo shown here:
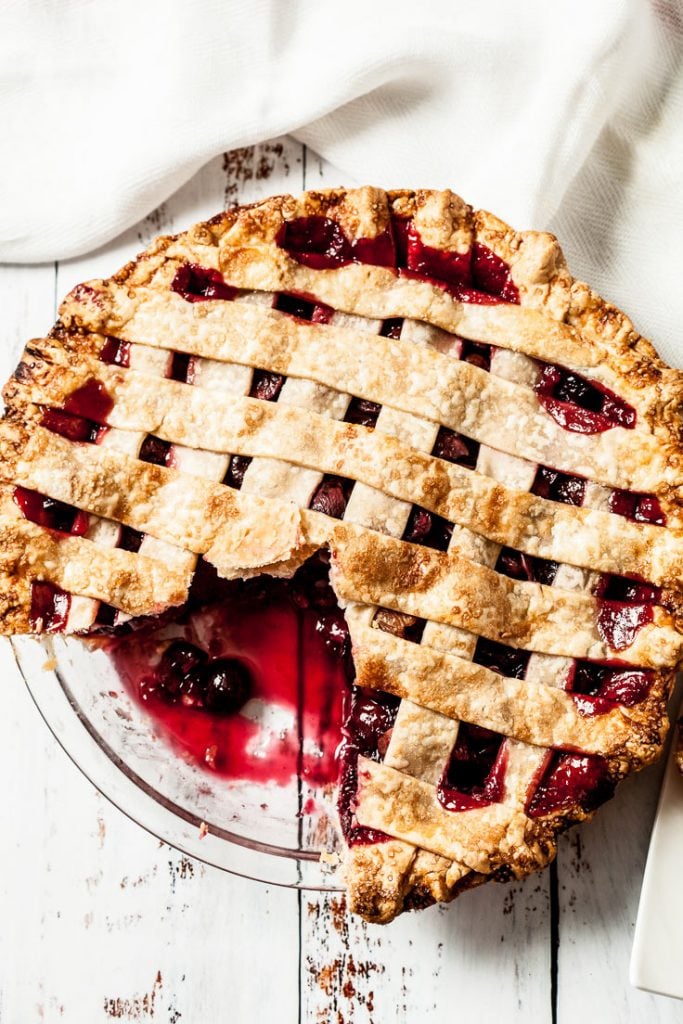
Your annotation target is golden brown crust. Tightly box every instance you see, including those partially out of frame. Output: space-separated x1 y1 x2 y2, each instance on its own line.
1 186 681 921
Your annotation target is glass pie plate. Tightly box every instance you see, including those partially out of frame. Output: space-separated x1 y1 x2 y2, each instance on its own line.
11 619 346 891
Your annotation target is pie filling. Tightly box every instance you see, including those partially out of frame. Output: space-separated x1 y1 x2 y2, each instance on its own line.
13 216 665 854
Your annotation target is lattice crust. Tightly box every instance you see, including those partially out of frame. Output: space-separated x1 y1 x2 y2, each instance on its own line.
1 186 682 923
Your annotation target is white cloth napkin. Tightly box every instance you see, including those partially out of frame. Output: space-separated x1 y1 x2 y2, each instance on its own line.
1 0 681 359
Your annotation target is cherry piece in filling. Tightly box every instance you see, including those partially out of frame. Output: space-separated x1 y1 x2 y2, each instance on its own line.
309 476 352 519
531 465 585 507
139 436 172 467
250 370 284 402
171 263 238 302
609 489 666 526
14 486 89 536
526 752 615 818
169 352 194 384
100 337 131 367
535 364 636 434
202 659 253 714
402 506 453 551
337 688 399 846
344 398 381 429
315 612 350 658
568 661 653 708
64 379 114 424
272 292 334 324
594 573 659 651
224 454 252 490
471 242 520 303
460 340 491 372
437 723 508 812
29 581 71 632
474 637 530 679
432 427 480 469
495 547 558 587
379 318 403 339
41 408 103 444
276 217 395 269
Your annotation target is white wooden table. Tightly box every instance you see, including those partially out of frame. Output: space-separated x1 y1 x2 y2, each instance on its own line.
1 139 682 1024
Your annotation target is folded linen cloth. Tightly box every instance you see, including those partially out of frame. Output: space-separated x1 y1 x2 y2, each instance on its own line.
0 0 681 359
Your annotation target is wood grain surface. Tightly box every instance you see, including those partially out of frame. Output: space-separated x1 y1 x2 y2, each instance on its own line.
1 139 681 1024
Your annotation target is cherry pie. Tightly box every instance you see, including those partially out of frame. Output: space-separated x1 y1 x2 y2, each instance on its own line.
2 186 683 923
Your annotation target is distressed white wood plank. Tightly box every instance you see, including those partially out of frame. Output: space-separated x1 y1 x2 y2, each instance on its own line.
297 149 552 1023
557 762 683 1022
0 143 306 1023
0 638 299 1024
302 876 551 1023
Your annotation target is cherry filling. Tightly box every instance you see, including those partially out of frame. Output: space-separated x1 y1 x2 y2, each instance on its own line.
41 408 104 444
111 561 350 787
249 370 284 402
535 364 636 434
471 244 520 302
495 547 558 587
224 454 251 489
432 426 480 470
99 337 131 367
594 573 660 651
272 291 334 324
531 465 586 506
437 724 508 812
169 351 195 384
344 397 381 429
402 506 453 552
526 752 615 818
139 436 173 467
276 214 520 304
29 581 71 633
609 489 666 526
391 219 520 304
568 661 653 708
14 486 89 537
338 687 399 846
473 637 531 679
276 218 395 270
63 379 114 423
118 526 144 553
171 263 238 303
379 318 403 339
459 340 491 372
309 476 354 520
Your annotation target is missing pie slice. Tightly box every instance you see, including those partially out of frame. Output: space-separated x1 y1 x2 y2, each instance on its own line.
2 186 683 923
